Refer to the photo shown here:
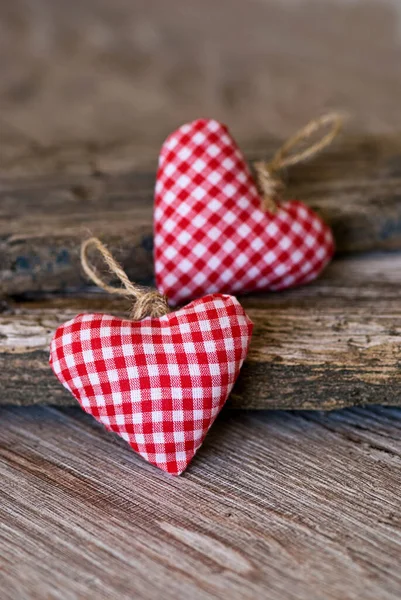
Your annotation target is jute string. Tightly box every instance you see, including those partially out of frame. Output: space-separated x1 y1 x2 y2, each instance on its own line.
254 112 344 213
81 237 170 320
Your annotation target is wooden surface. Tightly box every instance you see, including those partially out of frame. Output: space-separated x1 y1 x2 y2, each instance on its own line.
2 133 401 296
4 132 401 410
1 405 400 600
2 252 401 410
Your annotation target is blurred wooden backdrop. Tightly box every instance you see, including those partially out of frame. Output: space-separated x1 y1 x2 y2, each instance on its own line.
1 0 401 174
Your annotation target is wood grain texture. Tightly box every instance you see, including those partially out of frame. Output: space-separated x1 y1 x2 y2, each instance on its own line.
2 253 401 410
0 405 400 599
1 134 401 296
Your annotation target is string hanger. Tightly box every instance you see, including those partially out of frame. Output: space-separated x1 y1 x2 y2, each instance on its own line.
81 237 170 321
253 112 345 213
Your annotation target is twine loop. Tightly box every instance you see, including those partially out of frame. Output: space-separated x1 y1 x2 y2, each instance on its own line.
81 237 170 321
252 161 285 214
254 112 344 213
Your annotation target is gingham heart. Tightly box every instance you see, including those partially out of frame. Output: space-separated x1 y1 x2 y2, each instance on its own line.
50 294 253 475
154 119 334 306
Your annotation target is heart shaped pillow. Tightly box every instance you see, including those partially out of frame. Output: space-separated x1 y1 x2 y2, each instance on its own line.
50 294 252 475
154 119 334 306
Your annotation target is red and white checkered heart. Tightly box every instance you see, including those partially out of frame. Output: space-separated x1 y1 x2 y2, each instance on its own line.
50 294 253 475
154 119 335 306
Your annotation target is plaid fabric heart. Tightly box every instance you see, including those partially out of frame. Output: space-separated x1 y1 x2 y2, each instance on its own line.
154 119 334 306
50 294 252 475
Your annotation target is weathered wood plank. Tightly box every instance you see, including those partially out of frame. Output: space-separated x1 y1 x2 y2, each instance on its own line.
1 405 400 600
2 134 401 296
2 253 401 409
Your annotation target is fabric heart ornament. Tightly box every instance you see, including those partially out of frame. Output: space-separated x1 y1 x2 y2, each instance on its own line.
154 117 336 306
50 292 252 475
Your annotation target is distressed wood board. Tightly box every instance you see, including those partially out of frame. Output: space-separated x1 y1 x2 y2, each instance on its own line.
2 134 401 296
2 253 401 410
1 404 400 600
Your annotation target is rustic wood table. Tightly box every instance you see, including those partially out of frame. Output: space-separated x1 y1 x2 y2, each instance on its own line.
1 0 401 598
1 405 401 600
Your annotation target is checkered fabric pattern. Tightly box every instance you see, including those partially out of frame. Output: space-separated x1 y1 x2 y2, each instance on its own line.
50 294 253 476
154 119 334 306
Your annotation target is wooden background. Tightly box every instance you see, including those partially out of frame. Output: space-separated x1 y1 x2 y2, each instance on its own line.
1 0 401 598
1 0 401 159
